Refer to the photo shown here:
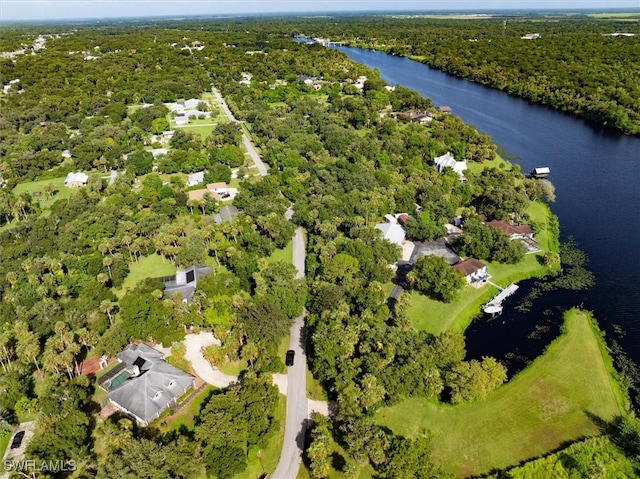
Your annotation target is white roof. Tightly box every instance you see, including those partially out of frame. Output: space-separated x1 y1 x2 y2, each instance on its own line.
375 223 405 246
64 172 88 185
187 171 205 186
184 98 201 109
150 148 168 158
434 152 467 175
534 167 550 174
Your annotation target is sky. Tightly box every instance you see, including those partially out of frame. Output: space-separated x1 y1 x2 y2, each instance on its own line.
1 0 638 22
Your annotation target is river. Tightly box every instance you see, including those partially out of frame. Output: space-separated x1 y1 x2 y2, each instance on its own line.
333 46 640 369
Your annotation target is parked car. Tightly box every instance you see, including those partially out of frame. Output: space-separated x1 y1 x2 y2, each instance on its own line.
10 430 25 449
285 350 295 366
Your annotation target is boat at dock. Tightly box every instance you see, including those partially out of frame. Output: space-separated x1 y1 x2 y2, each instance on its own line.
530 167 550 178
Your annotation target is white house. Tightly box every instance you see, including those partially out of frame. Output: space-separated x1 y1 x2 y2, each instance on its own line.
64 172 88 187
187 171 205 187
434 152 467 177
184 98 202 109
150 148 169 158
174 114 188 126
375 222 406 247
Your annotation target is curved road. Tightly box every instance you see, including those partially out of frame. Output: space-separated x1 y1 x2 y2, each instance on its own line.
211 86 268 176
272 226 307 479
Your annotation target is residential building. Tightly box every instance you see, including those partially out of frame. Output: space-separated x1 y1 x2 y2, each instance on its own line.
64 172 88 187
150 148 169 158
162 265 212 303
214 205 240 224
452 258 488 286
486 220 534 240
375 222 406 247
100 344 195 426
434 152 467 177
187 171 205 187
188 189 219 202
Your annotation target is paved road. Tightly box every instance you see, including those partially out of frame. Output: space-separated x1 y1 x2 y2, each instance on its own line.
211 86 268 176
273 227 307 479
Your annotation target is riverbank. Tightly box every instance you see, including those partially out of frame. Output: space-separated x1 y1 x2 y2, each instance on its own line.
376 309 628 477
408 192 559 335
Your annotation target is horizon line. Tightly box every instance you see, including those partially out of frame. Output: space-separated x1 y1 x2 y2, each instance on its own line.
1 7 638 25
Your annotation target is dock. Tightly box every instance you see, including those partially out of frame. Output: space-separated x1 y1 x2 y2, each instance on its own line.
530 166 550 179
483 283 519 316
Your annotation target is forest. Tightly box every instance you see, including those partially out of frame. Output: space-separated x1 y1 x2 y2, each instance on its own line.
284 15 640 135
0 17 637 479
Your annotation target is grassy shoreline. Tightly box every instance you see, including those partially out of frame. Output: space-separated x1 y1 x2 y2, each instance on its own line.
408 199 560 335
376 309 626 477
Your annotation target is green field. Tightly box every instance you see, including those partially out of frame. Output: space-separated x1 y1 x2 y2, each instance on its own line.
376 309 625 477
115 254 176 297
175 122 218 139
266 240 293 264
12 176 73 211
0 429 10 461
408 200 557 334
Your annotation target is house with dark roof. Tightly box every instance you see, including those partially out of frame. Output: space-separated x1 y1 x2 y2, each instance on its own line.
214 205 240 224
162 265 211 303
486 220 534 240
452 258 488 286
100 344 195 426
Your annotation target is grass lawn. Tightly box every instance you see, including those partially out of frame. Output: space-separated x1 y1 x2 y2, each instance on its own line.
219 360 247 376
381 281 395 297
266 240 293 264
466 153 510 175
114 254 176 297
13 176 72 211
0 429 11 460
307 368 328 401
376 309 625 477
159 385 217 434
175 123 217 139
408 201 557 335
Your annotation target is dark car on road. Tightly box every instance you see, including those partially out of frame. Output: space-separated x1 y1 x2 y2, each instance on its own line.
285 350 295 366
10 430 25 449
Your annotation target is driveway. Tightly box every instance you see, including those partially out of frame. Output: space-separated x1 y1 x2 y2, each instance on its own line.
183 332 237 388
2 421 36 479
212 86 268 176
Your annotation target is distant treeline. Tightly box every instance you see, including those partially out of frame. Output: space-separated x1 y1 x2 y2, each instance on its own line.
286 16 640 135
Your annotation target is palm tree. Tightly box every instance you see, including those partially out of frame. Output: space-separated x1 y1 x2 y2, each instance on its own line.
103 256 113 279
96 273 110 286
100 300 117 325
